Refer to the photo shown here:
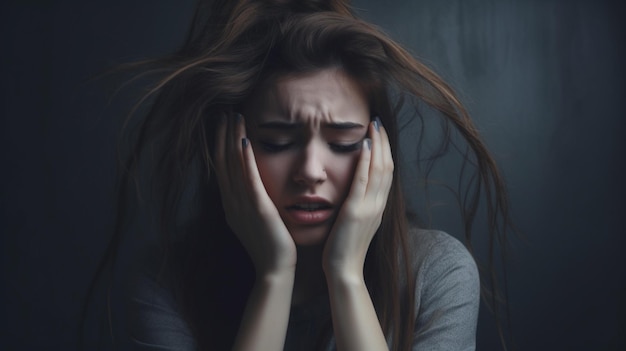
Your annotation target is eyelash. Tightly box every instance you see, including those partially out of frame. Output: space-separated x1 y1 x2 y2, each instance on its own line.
330 142 361 153
259 141 361 153
259 142 293 153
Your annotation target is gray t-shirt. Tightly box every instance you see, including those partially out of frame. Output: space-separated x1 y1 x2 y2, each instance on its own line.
129 229 479 350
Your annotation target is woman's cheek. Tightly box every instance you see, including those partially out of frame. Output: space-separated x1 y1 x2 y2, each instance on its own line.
334 153 361 197
255 153 291 199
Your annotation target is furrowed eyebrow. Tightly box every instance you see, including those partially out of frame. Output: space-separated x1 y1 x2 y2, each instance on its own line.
256 121 365 130
323 122 365 130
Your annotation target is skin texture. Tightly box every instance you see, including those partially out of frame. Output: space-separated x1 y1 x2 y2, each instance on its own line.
215 68 393 350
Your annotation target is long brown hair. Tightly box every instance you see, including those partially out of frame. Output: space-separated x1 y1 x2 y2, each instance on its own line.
83 0 514 350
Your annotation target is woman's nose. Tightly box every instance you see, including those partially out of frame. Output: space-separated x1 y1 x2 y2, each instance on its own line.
292 143 327 186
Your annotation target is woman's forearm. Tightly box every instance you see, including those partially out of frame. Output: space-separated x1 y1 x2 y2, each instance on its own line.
232 268 296 351
326 272 389 351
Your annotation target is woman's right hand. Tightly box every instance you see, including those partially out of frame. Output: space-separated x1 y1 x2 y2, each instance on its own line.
214 112 297 276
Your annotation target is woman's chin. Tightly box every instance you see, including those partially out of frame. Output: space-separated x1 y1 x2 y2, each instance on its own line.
288 225 330 247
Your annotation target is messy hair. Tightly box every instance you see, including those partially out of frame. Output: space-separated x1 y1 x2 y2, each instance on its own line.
83 1 514 350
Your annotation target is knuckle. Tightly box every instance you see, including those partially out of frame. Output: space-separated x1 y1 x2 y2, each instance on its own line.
372 162 384 173
357 174 368 185
386 161 394 172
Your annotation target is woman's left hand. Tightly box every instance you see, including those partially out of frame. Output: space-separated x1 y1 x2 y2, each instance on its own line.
322 118 394 279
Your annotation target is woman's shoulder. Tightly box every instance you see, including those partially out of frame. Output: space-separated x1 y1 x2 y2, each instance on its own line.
406 227 479 294
407 227 478 275
406 227 480 350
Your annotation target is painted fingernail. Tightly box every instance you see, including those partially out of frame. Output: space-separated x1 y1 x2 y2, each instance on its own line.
242 138 249 148
374 116 382 132
236 113 244 122
365 138 372 150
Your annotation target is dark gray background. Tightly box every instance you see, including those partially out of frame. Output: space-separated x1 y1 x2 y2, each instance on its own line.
2 0 624 350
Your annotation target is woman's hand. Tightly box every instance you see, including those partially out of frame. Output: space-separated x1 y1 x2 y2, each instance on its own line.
322 117 394 279
216 114 297 351
214 112 297 275
321 118 393 351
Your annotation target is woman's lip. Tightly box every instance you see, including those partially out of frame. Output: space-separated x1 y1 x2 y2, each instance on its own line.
285 208 333 225
290 196 332 206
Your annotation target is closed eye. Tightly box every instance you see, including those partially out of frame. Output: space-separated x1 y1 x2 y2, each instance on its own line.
257 140 362 153
258 141 294 153
330 142 362 153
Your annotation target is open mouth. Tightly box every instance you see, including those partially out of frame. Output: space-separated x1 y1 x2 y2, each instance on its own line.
285 199 333 225
287 203 332 211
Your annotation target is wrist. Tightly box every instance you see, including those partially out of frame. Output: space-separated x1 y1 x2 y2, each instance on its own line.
322 254 365 281
252 244 297 278
256 266 296 285
323 265 365 287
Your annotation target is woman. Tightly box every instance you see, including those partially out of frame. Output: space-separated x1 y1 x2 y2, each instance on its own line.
102 0 513 350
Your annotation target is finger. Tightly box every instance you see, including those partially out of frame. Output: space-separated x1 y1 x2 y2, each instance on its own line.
377 122 394 204
240 136 265 200
214 112 231 191
366 117 384 196
346 137 372 204
224 112 238 173
234 114 266 203
230 113 247 180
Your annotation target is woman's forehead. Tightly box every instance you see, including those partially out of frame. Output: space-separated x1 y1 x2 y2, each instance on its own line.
245 68 370 126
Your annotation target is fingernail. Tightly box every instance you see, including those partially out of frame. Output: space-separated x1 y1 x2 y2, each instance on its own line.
236 113 244 122
374 116 381 132
242 138 249 148
365 138 372 150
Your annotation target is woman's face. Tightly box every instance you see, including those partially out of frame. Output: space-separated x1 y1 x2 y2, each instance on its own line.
244 68 370 246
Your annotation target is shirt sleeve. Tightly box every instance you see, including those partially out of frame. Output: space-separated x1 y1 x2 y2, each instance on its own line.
127 255 197 351
411 231 481 351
